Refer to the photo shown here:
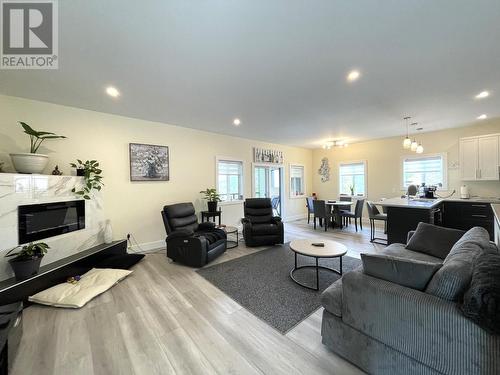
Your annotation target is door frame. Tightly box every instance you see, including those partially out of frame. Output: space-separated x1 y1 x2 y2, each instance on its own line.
251 162 286 218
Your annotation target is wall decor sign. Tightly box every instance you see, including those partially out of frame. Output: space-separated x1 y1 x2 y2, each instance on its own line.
129 143 169 181
318 157 330 182
253 147 284 164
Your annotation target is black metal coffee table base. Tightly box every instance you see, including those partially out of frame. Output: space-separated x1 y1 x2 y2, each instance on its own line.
289 252 343 291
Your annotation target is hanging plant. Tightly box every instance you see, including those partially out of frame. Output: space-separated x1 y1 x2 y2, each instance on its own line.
70 159 104 199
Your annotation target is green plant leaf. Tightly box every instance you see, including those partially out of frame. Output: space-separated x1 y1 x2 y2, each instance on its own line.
83 195 90 200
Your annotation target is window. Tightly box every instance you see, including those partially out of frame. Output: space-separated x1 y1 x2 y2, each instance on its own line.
217 159 244 202
339 161 366 196
402 154 446 189
289 164 305 197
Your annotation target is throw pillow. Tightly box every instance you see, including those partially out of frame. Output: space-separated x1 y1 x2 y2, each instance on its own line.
28 268 132 308
95 253 145 269
461 252 500 335
361 253 442 291
426 227 491 302
405 222 465 259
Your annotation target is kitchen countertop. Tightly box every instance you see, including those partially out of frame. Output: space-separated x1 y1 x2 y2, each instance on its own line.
492 204 500 225
375 196 500 209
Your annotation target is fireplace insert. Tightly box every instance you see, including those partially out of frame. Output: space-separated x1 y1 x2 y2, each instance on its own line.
18 200 85 244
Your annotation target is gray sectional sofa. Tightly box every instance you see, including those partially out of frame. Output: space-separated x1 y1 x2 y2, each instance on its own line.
321 225 500 375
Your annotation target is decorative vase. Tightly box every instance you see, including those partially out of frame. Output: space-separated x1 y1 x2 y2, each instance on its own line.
9 256 43 281
9 153 49 174
104 220 113 244
207 201 218 212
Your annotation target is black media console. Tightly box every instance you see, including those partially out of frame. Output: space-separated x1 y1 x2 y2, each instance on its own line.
0 240 127 306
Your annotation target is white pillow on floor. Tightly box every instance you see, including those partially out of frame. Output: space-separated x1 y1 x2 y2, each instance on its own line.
28 268 132 308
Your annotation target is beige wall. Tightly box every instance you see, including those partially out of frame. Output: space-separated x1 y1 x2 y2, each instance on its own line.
312 120 500 210
0 95 312 248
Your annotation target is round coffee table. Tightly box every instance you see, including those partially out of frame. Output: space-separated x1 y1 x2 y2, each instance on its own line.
289 239 347 291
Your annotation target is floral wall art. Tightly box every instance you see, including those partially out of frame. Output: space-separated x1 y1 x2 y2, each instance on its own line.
129 143 169 181
318 157 330 182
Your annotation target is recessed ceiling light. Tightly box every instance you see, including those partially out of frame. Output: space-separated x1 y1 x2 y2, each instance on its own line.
347 70 361 82
477 114 487 120
106 86 120 98
233 118 241 126
475 91 489 99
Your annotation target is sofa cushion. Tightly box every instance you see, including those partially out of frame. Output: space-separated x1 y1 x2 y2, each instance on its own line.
461 251 500 335
251 223 279 235
405 222 465 259
382 243 443 264
426 227 490 302
321 279 343 317
361 254 442 291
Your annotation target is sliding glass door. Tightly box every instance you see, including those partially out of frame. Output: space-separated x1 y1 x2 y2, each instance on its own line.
254 165 282 216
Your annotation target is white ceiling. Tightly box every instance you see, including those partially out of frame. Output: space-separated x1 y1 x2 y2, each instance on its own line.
1 0 500 148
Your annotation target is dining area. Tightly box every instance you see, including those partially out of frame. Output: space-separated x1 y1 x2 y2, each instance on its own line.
306 196 365 232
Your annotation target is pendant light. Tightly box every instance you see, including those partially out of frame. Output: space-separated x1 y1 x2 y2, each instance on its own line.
410 122 418 151
402 116 412 149
416 143 424 154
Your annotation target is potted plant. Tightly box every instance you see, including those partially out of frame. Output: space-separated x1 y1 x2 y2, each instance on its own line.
349 184 355 196
9 122 66 174
200 188 221 212
5 242 50 280
70 160 104 199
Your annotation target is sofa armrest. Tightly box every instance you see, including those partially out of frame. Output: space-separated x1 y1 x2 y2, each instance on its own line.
167 229 194 240
341 270 500 374
198 221 215 231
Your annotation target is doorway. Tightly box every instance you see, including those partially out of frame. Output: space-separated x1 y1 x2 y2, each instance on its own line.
253 164 284 217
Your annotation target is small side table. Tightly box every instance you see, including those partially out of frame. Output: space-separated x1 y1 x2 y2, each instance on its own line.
201 210 221 226
220 225 239 249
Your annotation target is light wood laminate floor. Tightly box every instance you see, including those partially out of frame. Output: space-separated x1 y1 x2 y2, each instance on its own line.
11 219 386 375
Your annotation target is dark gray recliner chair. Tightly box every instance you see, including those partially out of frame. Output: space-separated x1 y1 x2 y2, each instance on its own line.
242 198 284 247
161 203 226 267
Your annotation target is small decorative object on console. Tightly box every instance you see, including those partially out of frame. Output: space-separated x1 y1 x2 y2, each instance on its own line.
51 165 63 175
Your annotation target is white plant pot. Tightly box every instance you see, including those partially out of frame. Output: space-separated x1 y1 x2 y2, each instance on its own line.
9 153 49 174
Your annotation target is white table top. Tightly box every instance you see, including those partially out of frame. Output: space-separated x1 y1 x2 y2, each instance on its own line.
289 239 347 258
326 201 354 206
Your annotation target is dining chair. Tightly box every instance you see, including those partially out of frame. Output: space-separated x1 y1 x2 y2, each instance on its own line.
312 200 331 231
338 195 352 226
366 201 388 244
340 199 365 232
305 197 315 224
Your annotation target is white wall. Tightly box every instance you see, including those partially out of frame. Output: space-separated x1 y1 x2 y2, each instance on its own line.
312 120 500 208
0 95 312 250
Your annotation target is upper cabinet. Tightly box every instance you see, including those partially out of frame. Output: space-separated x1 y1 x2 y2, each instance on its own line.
460 134 500 181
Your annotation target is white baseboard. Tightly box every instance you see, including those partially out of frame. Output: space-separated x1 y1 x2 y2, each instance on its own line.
128 239 164 253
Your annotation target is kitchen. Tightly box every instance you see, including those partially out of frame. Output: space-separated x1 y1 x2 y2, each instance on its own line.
377 132 500 245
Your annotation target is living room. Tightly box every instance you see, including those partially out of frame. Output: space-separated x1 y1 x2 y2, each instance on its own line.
1 1 500 375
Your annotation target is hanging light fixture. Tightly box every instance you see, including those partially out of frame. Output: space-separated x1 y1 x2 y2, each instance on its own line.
416 143 424 154
323 140 348 149
410 122 419 151
402 116 412 149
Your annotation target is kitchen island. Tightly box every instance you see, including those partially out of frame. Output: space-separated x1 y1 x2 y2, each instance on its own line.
375 197 442 244
376 197 499 244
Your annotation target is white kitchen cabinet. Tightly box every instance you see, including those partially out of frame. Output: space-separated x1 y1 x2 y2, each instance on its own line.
460 138 478 180
460 134 500 181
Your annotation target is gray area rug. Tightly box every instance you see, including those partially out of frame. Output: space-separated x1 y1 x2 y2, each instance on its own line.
197 244 361 333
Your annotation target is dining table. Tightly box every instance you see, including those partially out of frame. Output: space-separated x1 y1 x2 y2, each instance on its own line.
325 200 354 229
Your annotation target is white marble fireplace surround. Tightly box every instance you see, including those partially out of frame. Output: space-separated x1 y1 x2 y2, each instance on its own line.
0 173 105 282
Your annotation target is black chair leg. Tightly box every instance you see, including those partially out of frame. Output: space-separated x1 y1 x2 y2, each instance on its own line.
307 212 310 224
370 219 374 242
360 219 363 230
355 218 358 232
314 217 316 230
